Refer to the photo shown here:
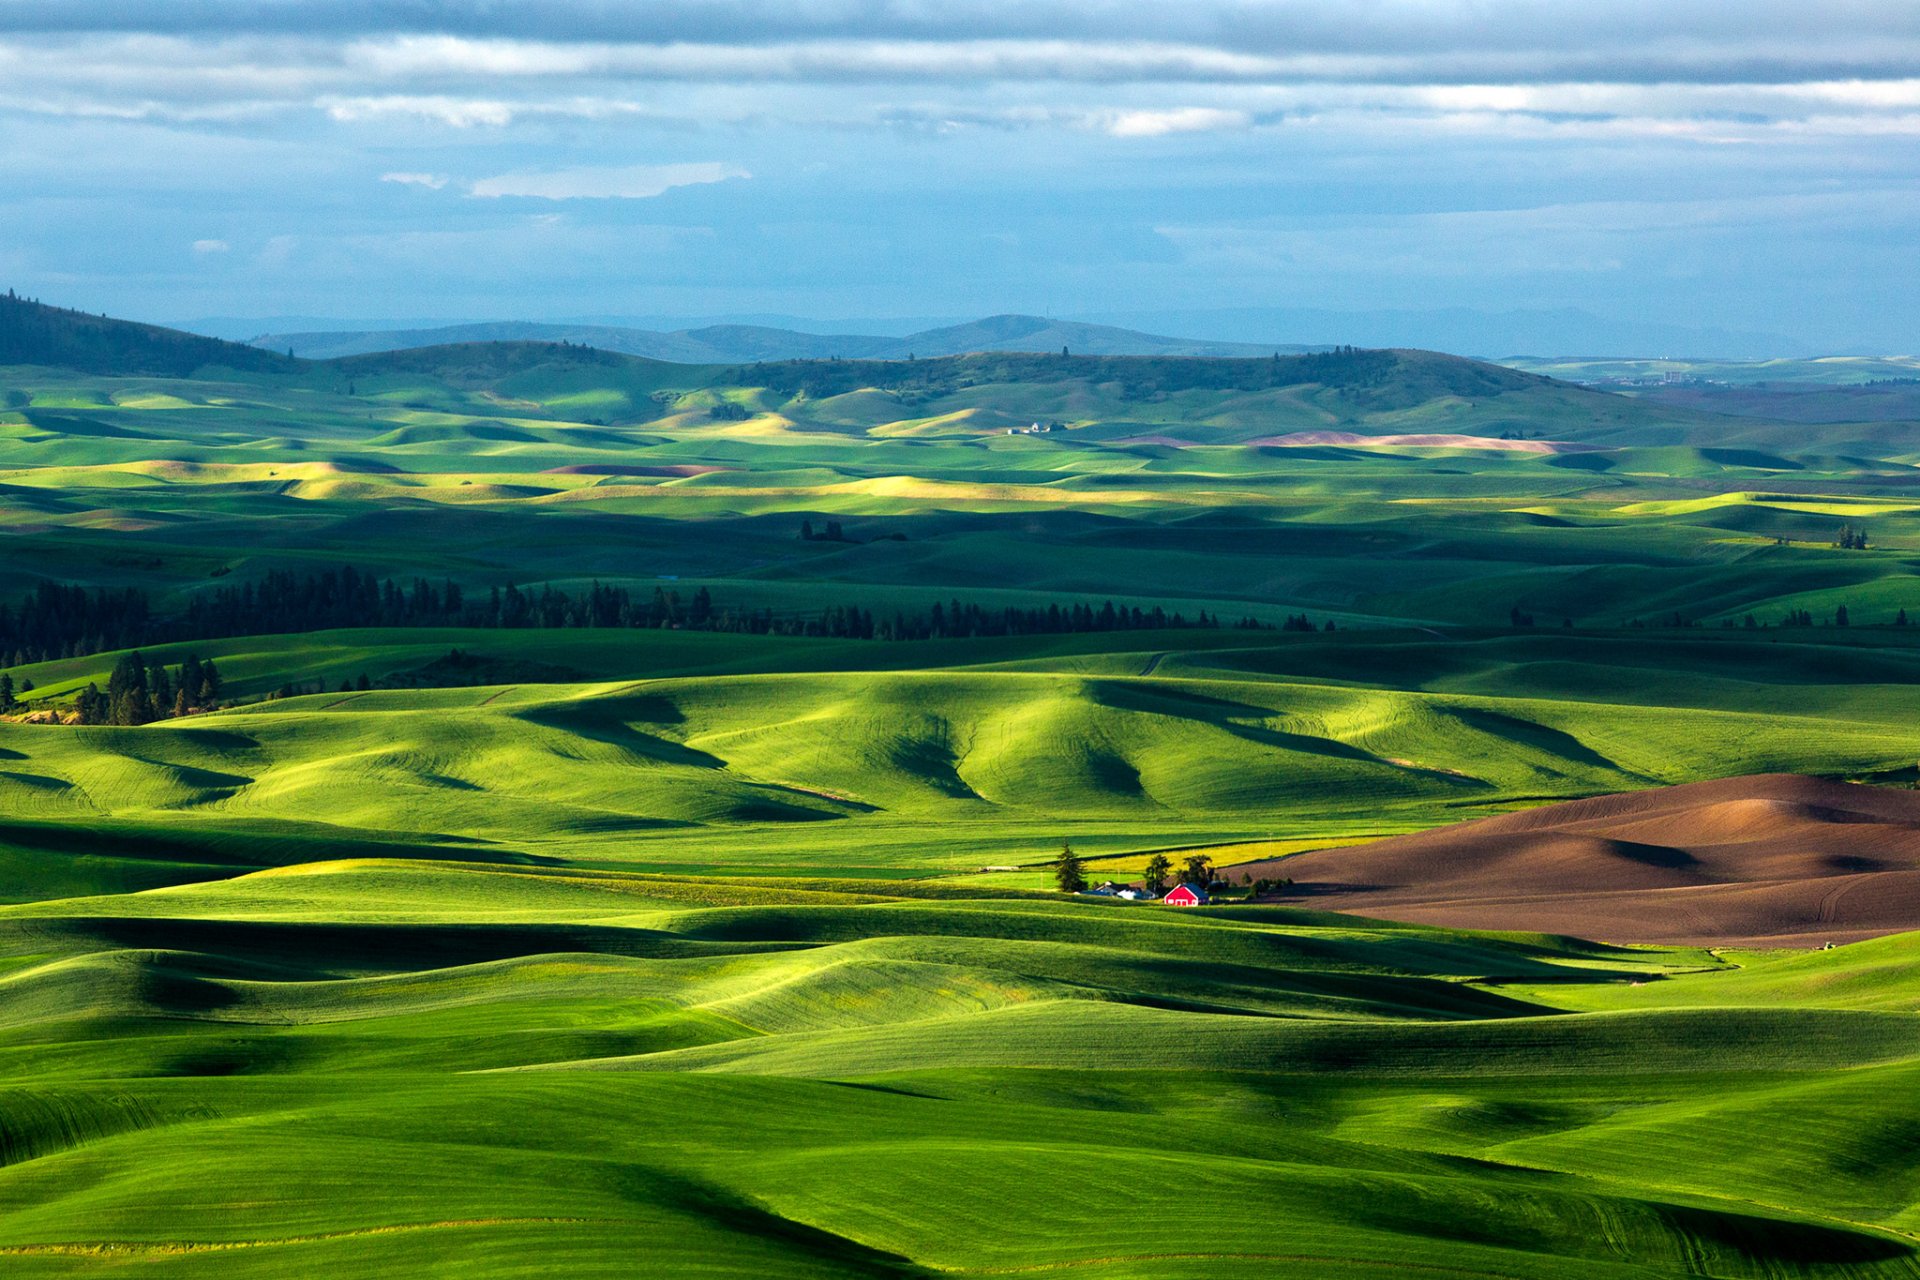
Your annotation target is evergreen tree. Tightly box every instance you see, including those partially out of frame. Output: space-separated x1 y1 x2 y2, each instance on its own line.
1053 841 1088 894
178 653 205 705
0 672 14 713
106 650 153 725
1836 604 1850 627
1142 853 1172 894
73 682 107 724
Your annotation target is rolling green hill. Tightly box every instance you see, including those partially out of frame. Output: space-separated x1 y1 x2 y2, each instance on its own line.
4 862 1920 1277
5 298 1920 1275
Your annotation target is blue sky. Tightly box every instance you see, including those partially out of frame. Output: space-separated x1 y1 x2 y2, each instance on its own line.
1 1 1917 350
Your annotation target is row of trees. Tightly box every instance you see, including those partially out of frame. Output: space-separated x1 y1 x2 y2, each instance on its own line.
0 567 1244 665
1535 607 1916 630
69 651 222 725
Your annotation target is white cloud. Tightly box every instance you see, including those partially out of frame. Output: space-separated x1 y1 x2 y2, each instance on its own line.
381 170 447 189
322 95 516 127
468 161 749 200
191 238 229 253
1102 107 1251 137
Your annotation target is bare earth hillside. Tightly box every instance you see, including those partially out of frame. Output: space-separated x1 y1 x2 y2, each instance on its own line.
1241 774 1920 946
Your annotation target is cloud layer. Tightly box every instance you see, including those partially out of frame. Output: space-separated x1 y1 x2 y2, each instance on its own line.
0 3 1913 348
469 162 747 199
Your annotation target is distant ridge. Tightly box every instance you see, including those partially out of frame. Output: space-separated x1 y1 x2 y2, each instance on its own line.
0 292 297 377
0 294 1618 438
249 313 1308 363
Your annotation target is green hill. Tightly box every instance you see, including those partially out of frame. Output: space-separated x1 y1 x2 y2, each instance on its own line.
4 861 1919 1278
5 293 1920 1276
0 293 297 377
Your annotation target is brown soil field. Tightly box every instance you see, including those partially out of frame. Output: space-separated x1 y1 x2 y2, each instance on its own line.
1232 774 1920 946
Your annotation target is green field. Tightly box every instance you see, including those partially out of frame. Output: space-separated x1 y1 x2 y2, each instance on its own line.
5 310 1920 1275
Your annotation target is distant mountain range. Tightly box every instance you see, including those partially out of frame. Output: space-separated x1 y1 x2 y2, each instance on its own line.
247 314 1310 363
212 305 1827 363
1080 307 1812 361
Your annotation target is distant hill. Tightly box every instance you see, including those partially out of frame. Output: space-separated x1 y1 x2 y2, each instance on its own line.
0 294 1660 447
250 313 1301 363
0 292 297 377
718 345 1538 403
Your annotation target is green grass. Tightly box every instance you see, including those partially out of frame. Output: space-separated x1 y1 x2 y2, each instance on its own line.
2 871 1918 1277
8 346 1920 1274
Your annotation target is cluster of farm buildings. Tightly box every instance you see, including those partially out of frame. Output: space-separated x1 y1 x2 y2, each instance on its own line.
1079 882 1210 906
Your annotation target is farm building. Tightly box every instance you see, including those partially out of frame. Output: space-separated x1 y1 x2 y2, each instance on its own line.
1162 884 1209 907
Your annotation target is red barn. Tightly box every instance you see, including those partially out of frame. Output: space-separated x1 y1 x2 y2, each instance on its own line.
1162 883 1209 907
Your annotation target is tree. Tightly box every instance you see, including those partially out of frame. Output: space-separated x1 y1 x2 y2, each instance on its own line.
1053 841 1088 894
1900 609 1911 628
106 650 153 725
0 672 14 713
1142 853 1172 894
1836 604 1851 628
1179 852 1214 887
73 682 107 725
178 653 205 705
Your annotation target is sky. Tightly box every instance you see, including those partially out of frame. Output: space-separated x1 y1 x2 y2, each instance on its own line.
1 1 1917 352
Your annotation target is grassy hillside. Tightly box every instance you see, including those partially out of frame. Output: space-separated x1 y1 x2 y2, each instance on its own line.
5 301 1920 1275
4 865 1920 1277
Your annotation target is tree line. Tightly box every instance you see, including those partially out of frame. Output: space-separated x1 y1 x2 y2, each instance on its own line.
1 566 1244 667
69 651 222 725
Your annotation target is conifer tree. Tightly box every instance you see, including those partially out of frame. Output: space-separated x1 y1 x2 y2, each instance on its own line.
73 682 107 725
1143 853 1172 894
1053 841 1088 894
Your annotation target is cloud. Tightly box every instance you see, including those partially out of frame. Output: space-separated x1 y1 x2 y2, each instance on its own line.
468 162 749 200
191 238 228 253
322 95 517 127
381 170 447 189
1102 107 1250 137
